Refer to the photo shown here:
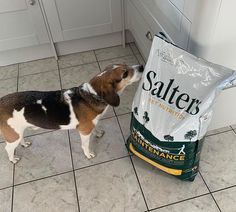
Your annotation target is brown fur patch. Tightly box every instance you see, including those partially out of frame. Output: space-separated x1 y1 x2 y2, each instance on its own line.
90 64 135 106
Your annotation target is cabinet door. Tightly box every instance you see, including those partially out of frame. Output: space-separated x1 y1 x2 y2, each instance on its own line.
0 0 49 51
42 0 122 42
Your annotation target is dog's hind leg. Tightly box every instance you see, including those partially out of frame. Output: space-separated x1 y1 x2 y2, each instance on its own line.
1 124 24 163
5 139 21 163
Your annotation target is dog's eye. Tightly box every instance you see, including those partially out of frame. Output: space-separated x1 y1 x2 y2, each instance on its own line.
122 71 129 79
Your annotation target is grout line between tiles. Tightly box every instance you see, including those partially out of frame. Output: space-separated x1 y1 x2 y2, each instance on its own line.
56 60 63 91
205 128 233 138
0 185 12 192
199 171 222 212
73 155 130 172
24 130 56 138
129 156 150 211
18 69 59 78
230 126 236 132
67 131 81 212
16 64 19 92
93 50 102 73
115 114 149 211
11 164 15 212
94 44 125 52
129 43 146 63
13 170 73 188
211 184 236 194
148 193 210 211
2 49 138 82
129 43 143 63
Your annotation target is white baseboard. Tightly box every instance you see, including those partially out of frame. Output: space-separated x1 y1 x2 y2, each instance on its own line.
56 32 122 56
0 31 135 66
0 43 53 66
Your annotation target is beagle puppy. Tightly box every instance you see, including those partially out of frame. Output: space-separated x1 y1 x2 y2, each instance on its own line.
0 64 143 163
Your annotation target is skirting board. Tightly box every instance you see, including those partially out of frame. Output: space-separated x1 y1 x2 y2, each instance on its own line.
0 31 134 66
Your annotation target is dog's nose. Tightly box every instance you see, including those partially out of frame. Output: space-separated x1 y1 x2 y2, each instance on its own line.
138 65 144 73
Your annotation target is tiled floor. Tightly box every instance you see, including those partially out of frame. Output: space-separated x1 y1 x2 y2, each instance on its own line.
0 43 236 212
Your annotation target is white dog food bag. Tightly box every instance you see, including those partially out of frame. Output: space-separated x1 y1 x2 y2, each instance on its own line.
127 35 236 181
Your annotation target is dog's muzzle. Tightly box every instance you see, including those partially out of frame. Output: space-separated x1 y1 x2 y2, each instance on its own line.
130 64 144 83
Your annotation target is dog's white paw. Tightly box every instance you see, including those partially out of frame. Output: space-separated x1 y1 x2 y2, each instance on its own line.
95 130 105 138
85 151 96 159
21 140 32 148
10 156 21 164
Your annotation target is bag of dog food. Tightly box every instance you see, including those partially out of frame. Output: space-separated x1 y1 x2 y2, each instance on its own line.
127 35 236 181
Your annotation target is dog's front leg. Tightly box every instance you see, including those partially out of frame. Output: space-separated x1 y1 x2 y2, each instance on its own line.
79 133 95 159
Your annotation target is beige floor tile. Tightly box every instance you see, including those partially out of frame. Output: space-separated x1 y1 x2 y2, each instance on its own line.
14 131 72 184
60 63 100 89
95 45 133 61
136 54 146 66
117 113 132 141
0 143 14 189
0 78 17 98
0 64 18 80
13 173 78 212
132 156 208 209
206 126 232 136
0 187 12 212
70 117 128 169
99 55 139 71
129 42 140 54
58 51 96 69
18 70 60 91
75 158 147 212
200 131 236 191
213 187 236 212
19 58 57 76
151 195 219 212
101 106 115 119
115 83 139 116
24 128 54 137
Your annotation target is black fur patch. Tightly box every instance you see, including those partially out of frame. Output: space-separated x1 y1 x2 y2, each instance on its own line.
21 91 71 129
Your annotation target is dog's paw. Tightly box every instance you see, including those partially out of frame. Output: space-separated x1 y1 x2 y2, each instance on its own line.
95 130 105 138
10 156 21 164
21 140 32 148
85 151 96 159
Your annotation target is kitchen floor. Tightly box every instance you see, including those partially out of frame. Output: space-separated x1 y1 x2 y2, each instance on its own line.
0 43 236 212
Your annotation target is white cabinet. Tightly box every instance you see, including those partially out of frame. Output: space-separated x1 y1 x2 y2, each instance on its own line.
0 0 49 51
42 0 122 42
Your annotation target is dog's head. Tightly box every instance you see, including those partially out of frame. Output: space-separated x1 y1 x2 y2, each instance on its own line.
90 64 144 107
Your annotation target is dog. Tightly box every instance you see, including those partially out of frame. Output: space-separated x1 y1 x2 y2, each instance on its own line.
0 64 144 163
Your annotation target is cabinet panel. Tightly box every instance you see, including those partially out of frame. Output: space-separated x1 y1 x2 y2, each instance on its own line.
131 0 191 50
42 0 122 42
0 0 27 13
0 0 49 52
127 1 153 59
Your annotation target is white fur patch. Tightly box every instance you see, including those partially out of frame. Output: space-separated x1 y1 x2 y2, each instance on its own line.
42 106 47 112
37 99 47 112
92 106 108 126
97 71 105 77
129 65 142 83
60 90 79 130
37 99 42 104
82 83 97 95
92 115 101 126
7 108 33 135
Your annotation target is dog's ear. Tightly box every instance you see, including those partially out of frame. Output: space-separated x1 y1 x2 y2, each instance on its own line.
102 84 120 107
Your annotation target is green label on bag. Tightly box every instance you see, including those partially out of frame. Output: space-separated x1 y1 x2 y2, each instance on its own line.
127 114 204 181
